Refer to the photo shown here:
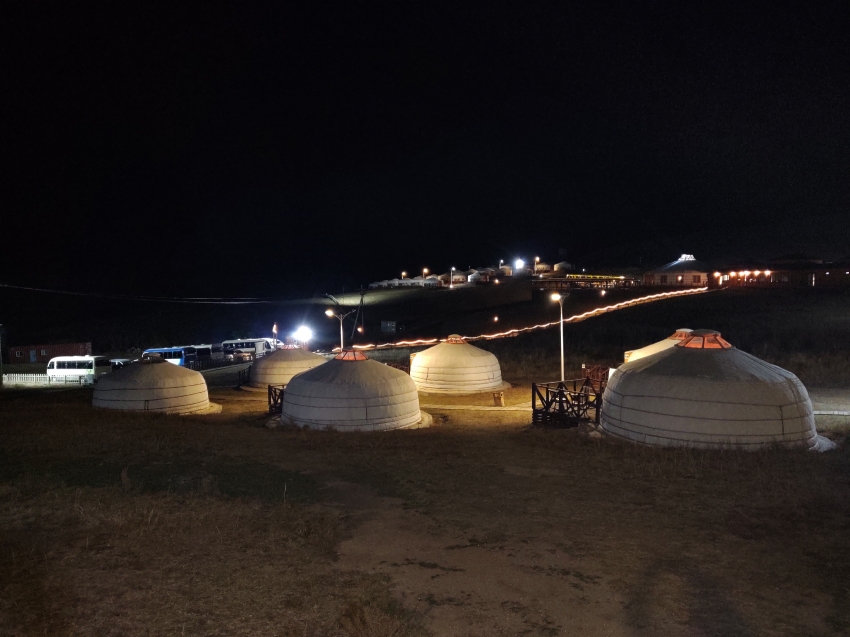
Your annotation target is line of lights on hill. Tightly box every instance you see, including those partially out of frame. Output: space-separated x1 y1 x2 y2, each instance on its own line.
714 270 772 279
328 287 710 352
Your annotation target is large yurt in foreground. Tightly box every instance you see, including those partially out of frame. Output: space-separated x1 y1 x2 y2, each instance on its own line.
281 350 423 431
93 358 210 414
410 335 506 394
248 347 327 388
601 330 819 449
623 329 692 363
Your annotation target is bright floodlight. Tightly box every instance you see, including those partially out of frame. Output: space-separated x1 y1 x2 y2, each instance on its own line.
325 309 334 317
551 293 562 301
293 326 313 342
515 259 524 270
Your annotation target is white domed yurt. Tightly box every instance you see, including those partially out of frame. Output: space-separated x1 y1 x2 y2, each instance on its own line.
281 350 424 431
248 347 327 388
410 335 507 394
93 358 212 414
601 330 823 450
623 329 692 363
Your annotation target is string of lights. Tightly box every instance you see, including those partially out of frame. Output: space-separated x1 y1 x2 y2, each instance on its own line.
333 287 710 352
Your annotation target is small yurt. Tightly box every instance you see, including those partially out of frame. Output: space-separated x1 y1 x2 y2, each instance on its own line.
601 330 819 449
281 350 423 431
248 347 327 388
410 335 506 394
92 358 210 414
623 329 692 363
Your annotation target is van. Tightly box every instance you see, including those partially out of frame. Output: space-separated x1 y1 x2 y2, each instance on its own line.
47 356 111 382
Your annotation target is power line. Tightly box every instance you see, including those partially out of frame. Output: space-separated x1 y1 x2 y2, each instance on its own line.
0 282 278 304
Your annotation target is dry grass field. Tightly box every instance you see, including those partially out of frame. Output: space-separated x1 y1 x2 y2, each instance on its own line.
3 286 850 636
1 383 848 637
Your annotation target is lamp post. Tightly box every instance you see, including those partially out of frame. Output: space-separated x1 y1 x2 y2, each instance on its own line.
401 271 407 279
422 268 428 288
534 256 540 273
325 309 356 351
450 266 455 289
272 323 278 348
551 293 569 382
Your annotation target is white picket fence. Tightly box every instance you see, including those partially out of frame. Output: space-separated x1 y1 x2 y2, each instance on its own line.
2 374 93 387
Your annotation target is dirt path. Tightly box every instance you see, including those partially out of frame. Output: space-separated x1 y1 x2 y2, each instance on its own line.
327 481 696 637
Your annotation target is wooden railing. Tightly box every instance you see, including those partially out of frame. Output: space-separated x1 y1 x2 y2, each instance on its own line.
268 384 286 415
532 378 604 427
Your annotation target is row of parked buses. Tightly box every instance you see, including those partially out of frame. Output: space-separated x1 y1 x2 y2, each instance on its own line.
142 339 278 366
45 338 280 380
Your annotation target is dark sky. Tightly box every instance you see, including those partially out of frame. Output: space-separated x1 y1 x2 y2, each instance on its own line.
5 2 850 298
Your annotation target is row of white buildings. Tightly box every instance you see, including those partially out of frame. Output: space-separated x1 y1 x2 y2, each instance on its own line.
368 261 573 289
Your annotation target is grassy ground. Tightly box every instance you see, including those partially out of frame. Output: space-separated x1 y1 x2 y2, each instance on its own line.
1 384 848 636
3 287 850 635
474 286 850 386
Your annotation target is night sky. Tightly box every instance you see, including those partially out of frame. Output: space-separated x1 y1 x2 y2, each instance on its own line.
5 2 850 298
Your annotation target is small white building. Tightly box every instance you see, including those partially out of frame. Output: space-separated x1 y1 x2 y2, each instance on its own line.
644 254 710 287
281 350 424 431
248 348 327 388
601 330 823 449
554 261 573 271
533 262 552 273
92 358 210 414
410 335 506 394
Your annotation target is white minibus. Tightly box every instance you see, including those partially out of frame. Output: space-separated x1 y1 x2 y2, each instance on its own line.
47 356 112 382
221 338 275 360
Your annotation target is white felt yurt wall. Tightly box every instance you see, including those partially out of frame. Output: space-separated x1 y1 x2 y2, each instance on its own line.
248 348 327 388
281 350 422 431
601 330 818 449
410 335 504 394
92 360 210 414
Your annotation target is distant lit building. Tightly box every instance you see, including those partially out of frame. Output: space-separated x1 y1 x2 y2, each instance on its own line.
7 342 92 364
644 255 710 287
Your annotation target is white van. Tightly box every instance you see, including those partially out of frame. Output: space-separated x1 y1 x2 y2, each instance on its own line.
221 338 275 360
47 356 112 383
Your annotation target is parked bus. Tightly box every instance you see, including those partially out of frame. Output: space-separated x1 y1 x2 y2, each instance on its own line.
142 346 199 367
221 338 275 361
190 344 224 361
46 356 112 382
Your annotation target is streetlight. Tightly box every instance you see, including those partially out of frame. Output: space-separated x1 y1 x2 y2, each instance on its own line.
515 258 524 272
450 266 455 289
293 326 313 348
401 271 407 279
325 309 356 351
272 323 278 348
422 268 428 286
551 293 569 382
534 256 540 273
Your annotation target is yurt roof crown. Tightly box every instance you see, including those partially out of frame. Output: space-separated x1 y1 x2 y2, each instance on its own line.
676 329 732 349
335 349 369 361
